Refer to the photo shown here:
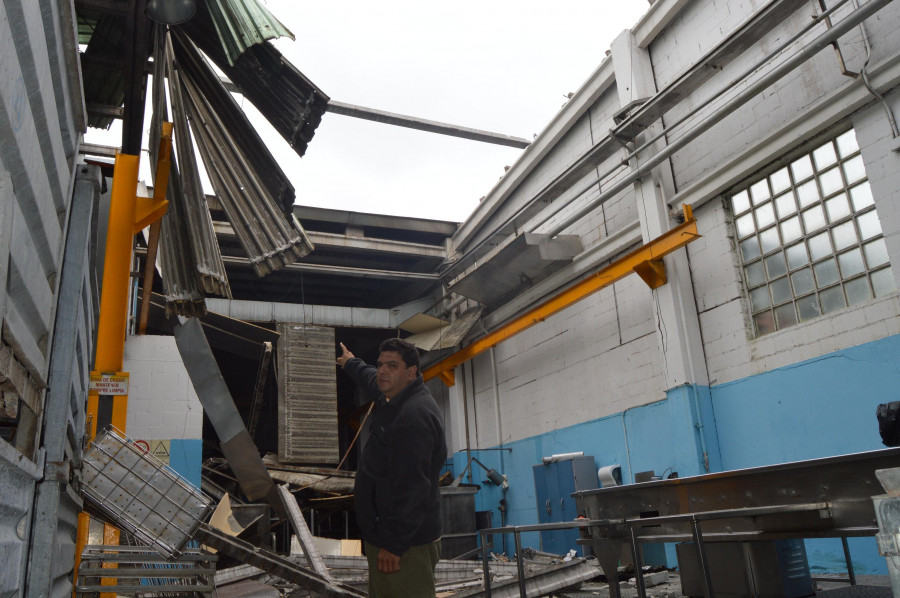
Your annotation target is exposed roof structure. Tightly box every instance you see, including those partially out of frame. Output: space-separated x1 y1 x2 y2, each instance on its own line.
77 0 329 315
210 202 457 309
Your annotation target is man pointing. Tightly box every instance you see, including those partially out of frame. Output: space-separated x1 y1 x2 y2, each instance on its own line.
337 338 446 598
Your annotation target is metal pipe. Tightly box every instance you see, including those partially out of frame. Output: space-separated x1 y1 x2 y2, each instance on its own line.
490 347 504 453
853 0 900 138
482 529 493 598
489 346 509 553
630 527 647 598
689 384 712 473
621 411 634 483
514 530 526 598
613 0 852 183
543 0 892 238
445 0 854 278
691 517 715 598
462 364 473 485
841 537 857 585
438 294 468 318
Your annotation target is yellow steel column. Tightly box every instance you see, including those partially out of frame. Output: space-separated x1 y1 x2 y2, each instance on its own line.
74 151 140 598
73 124 173 598
95 151 140 428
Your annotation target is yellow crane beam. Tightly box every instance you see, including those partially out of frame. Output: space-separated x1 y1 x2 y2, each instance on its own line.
423 205 700 386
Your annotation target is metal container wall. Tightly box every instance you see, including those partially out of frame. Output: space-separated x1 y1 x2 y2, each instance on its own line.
440 485 478 558
25 165 101 598
0 0 92 596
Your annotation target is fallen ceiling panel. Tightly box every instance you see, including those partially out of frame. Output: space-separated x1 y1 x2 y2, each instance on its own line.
449 233 583 306
403 307 483 352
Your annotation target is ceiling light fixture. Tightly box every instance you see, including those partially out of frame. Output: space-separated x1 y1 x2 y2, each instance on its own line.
146 0 196 25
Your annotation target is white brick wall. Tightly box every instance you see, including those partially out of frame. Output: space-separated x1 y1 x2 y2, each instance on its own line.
468 280 665 444
123 334 203 440
854 88 900 292
444 0 900 456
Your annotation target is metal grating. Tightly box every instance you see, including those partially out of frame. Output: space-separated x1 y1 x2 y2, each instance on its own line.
81 427 214 559
276 323 339 464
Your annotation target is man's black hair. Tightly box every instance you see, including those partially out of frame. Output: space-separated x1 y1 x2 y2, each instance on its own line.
379 338 420 371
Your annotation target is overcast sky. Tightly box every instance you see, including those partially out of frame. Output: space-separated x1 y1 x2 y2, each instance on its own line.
87 1 650 222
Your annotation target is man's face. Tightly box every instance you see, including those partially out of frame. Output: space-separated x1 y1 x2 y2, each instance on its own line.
376 350 417 399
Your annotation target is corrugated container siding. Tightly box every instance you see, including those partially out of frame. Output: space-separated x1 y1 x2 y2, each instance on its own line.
0 0 92 597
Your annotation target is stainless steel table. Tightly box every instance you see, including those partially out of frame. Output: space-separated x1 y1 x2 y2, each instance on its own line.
574 447 900 598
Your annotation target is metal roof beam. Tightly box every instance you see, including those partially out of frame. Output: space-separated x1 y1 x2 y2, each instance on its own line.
216 75 529 149
213 221 446 258
218 254 439 281
326 101 531 149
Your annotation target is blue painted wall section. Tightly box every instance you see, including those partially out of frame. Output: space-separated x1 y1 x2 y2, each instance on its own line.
449 334 899 573
710 336 900 468
168 439 203 488
709 334 900 574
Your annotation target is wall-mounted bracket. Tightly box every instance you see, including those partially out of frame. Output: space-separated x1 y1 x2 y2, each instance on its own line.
633 259 667 289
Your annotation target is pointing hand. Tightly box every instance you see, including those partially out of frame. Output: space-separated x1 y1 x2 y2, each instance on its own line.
336 342 355 368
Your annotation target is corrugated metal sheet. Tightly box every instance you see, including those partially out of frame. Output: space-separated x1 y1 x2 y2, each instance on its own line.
276 323 339 464
205 0 295 66
182 4 329 165
151 29 231 316
171 28 295 214
177 37 315 276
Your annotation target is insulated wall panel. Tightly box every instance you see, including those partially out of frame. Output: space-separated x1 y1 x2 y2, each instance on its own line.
276 323 338 464
0 441 38 597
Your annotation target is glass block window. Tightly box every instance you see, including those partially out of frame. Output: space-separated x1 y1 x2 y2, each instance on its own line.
730 130 895 336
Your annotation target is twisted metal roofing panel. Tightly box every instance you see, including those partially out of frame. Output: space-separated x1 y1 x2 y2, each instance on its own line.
205 0 295 66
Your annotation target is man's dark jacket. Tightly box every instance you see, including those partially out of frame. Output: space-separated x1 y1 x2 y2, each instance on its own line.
344 357 447 556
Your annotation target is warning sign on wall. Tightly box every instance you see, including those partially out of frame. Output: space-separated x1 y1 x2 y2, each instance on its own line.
134 439 171 465
89 371 129 395
150 440 170 464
